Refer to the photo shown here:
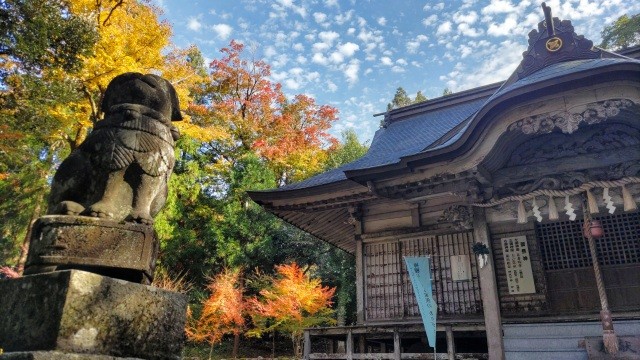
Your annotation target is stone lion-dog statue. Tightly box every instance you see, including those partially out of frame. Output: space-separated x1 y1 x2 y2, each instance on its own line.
48 72 182 224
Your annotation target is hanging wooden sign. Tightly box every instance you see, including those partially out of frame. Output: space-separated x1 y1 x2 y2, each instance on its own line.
501 236 536 295
450 255 471 281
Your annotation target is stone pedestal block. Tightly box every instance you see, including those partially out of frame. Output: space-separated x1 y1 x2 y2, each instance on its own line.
24 215 158 283
0 270 187 360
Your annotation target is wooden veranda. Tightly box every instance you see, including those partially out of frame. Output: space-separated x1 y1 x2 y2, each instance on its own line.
303 319 488 360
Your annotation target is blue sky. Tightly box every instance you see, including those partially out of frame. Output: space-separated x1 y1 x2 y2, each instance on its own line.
152 0 639 142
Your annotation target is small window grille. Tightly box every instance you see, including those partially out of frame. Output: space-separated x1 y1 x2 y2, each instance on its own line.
537 212 640 271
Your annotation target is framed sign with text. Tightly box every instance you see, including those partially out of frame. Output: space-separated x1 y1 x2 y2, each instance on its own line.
501 236 536 295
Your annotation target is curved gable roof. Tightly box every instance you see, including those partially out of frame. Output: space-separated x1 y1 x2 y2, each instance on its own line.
250 13 640 199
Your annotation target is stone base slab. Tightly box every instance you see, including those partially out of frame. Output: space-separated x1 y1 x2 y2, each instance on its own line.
24 215 158 283
0 270 186 360
0 351 142 360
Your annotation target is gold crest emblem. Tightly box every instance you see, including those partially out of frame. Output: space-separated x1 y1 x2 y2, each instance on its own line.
546 37 562 52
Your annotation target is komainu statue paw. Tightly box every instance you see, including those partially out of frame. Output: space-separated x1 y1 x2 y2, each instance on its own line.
54 201 85 216
127 211 154 225
85 203 115 219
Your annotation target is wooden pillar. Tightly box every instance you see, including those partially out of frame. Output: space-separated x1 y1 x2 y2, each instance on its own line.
303 330 311 360
445 326 455 360
393 329 401 360
347 330 354 360
358 335 366 353
472 207 505 360
355 236 365 324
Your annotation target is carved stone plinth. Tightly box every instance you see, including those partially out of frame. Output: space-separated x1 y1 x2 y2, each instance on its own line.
0 270 187 360
24 215 158 283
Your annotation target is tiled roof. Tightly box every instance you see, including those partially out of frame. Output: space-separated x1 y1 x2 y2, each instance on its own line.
266 57 640 193
274 96 489 191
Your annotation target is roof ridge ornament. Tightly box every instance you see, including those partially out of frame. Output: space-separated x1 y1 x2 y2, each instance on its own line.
516 2 601 79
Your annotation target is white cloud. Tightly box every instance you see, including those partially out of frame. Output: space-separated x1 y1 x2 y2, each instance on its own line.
391 65 405 73
335 10 354 25
380 56 393 66
343 59 360 85
481 0 518 15
422 14 438 27
459 44 473 58
377 17 387 26
296 55 307 64
306 71 320 82
486 13 518 36
293 43 304 51
271 70 288 82
264 46 277 58
396 58 408 66
406 34 428 53
285 78 301 90
324 0 338 8
330 52 345 64
327 80 338 92
271 0 307 19
319 31 340 44
187 17 202 31
212 24 232 39
458 23 483 37
312 53 329 66
272 53 289 68
442 39 525 91
453 11 478 25
313 12 327 23
312 42 330 53
337 42 359 57
436 21 452 35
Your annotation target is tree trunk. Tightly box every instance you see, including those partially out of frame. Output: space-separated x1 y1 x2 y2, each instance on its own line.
208 340 214 360
272 331 276 359
232 333 240 358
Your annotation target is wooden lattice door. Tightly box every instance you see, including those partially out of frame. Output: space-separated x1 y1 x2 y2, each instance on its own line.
363 232 482 321
536 211 640 312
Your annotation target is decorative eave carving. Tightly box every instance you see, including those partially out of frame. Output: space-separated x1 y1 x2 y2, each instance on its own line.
516 3 601 79
508 99 636 135
438 205 472 230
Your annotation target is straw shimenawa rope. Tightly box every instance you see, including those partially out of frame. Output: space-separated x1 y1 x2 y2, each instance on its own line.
471 176 640 207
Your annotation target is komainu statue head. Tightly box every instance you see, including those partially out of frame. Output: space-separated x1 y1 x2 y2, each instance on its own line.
48 72 183 224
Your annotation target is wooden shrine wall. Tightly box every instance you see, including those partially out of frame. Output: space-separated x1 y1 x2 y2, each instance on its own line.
488 211 640 316
488 222 548 315
363 232 482 322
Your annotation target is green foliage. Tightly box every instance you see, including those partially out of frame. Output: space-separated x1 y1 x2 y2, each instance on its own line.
0 0 97 78
387 87 429 111
600 13 640 50
387 87 412 110
442 87 453 96
324 129 369 170
414 90 427 103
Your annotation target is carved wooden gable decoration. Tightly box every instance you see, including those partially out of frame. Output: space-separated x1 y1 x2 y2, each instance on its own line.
516 3 601 79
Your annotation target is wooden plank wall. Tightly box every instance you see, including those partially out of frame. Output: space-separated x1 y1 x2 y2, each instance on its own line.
488 222 548 315
362 201 414 234
363 232 482 321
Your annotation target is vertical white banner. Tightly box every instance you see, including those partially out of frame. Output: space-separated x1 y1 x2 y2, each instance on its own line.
404 256 437 349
